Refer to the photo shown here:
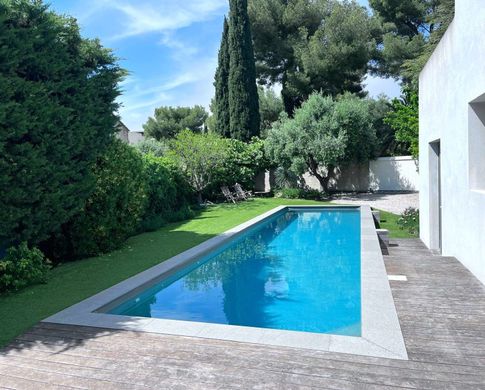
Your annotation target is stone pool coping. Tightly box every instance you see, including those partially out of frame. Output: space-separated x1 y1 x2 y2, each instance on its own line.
44 205 408 360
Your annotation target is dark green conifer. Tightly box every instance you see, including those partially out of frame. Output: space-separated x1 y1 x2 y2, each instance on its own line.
214 17 231 137
228 0 260 141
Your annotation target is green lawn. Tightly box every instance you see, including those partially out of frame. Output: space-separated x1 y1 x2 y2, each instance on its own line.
0 198 409 348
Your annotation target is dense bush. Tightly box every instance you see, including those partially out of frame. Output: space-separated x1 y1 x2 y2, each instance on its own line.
141 154 194 231
0 0 124 247
277 187 325 201
0 243 50 293
43 140 147 260
206 137 269 199
278 188 301 199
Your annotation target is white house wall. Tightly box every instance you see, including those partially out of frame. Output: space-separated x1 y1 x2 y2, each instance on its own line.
419 0 485 284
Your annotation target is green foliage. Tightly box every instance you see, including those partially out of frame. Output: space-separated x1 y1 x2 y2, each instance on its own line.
134 138 169 157
266 92 377 192
249 0 378 115
0 243 50 293
44 140 147 260
384 88 419 158
368 96 411 156
207 137 269 198
228 0 261 140
277 188 301 199
397 207 419 237
258 87 284 133
277 187 325 200
214 17 231 137
274 166 300 189
0 0 124 246
168 130 229 203
141 154 194 231
143 105 209 140
370 0 455 82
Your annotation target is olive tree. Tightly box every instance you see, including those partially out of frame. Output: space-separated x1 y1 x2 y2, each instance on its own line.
265 93 377 192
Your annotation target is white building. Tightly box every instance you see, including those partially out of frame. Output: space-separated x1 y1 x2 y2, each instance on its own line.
419 0 485 284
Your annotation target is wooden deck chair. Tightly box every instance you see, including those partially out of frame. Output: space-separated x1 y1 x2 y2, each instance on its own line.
221 186 237 204
233 183 253 200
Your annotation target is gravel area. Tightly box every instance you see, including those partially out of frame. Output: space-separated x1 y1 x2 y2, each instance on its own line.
331 192 419 215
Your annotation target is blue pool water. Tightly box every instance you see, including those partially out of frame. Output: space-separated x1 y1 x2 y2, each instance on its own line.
109 208 362 336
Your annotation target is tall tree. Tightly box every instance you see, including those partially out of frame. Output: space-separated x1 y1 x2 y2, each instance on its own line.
143 105 208 140
249 0 378 115
369 0 455 82
258 86 284 133
0 0 124 247
214 17 231 137
228 0 261 140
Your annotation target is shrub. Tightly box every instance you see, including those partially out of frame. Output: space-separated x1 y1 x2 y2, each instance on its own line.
277 187 325 200
43 140 147 260
274 167 300 189
278 188 301 199
206 137 269 199
0 243 50 293
168 130 228 203
135 138 169 157
397 207 419 236
140 154 194 231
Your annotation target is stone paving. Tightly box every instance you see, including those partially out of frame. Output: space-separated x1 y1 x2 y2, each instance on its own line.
331 192 419 214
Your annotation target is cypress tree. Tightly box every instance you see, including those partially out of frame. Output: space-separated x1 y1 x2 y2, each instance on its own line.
214 17 231 137
0 1 124 246
228 0 260 141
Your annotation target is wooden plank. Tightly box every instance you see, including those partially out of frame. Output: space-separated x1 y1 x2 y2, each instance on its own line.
2 238 485 389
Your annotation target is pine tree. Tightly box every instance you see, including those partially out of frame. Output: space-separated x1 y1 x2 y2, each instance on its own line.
214 17 231 137
228 0 260 141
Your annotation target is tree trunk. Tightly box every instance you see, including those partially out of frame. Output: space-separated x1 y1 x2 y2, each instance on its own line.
308 159 335 194
197 192 203 205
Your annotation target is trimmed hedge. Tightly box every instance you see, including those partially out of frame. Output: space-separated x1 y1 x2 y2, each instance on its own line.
140 154 194 232
43 140 147 260
41 140 195 261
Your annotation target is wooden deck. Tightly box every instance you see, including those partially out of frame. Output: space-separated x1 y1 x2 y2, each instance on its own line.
1 239 485 389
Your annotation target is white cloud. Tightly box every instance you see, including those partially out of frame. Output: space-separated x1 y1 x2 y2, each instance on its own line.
104 0 227 40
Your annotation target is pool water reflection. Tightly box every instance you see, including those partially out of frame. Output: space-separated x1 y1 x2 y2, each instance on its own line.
109 208 361 336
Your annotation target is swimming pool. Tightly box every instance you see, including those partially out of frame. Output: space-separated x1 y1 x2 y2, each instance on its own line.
45 205 408 359
108 208 362 336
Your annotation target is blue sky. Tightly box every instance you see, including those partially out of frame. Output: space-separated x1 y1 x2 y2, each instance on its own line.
48 0 400 131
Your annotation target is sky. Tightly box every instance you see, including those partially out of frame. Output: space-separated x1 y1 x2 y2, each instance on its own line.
47 0 401 132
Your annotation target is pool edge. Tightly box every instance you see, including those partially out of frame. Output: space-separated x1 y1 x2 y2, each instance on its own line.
43 205 408 360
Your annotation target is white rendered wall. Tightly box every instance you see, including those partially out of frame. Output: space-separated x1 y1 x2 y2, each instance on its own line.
369 156 419 192
419 0 485 284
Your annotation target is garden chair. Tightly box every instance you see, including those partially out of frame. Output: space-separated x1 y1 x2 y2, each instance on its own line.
221 186 237 204
234 183 253 200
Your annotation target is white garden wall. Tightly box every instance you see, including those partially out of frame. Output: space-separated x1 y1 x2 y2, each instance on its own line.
369 156 419 192
255 156 419 193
